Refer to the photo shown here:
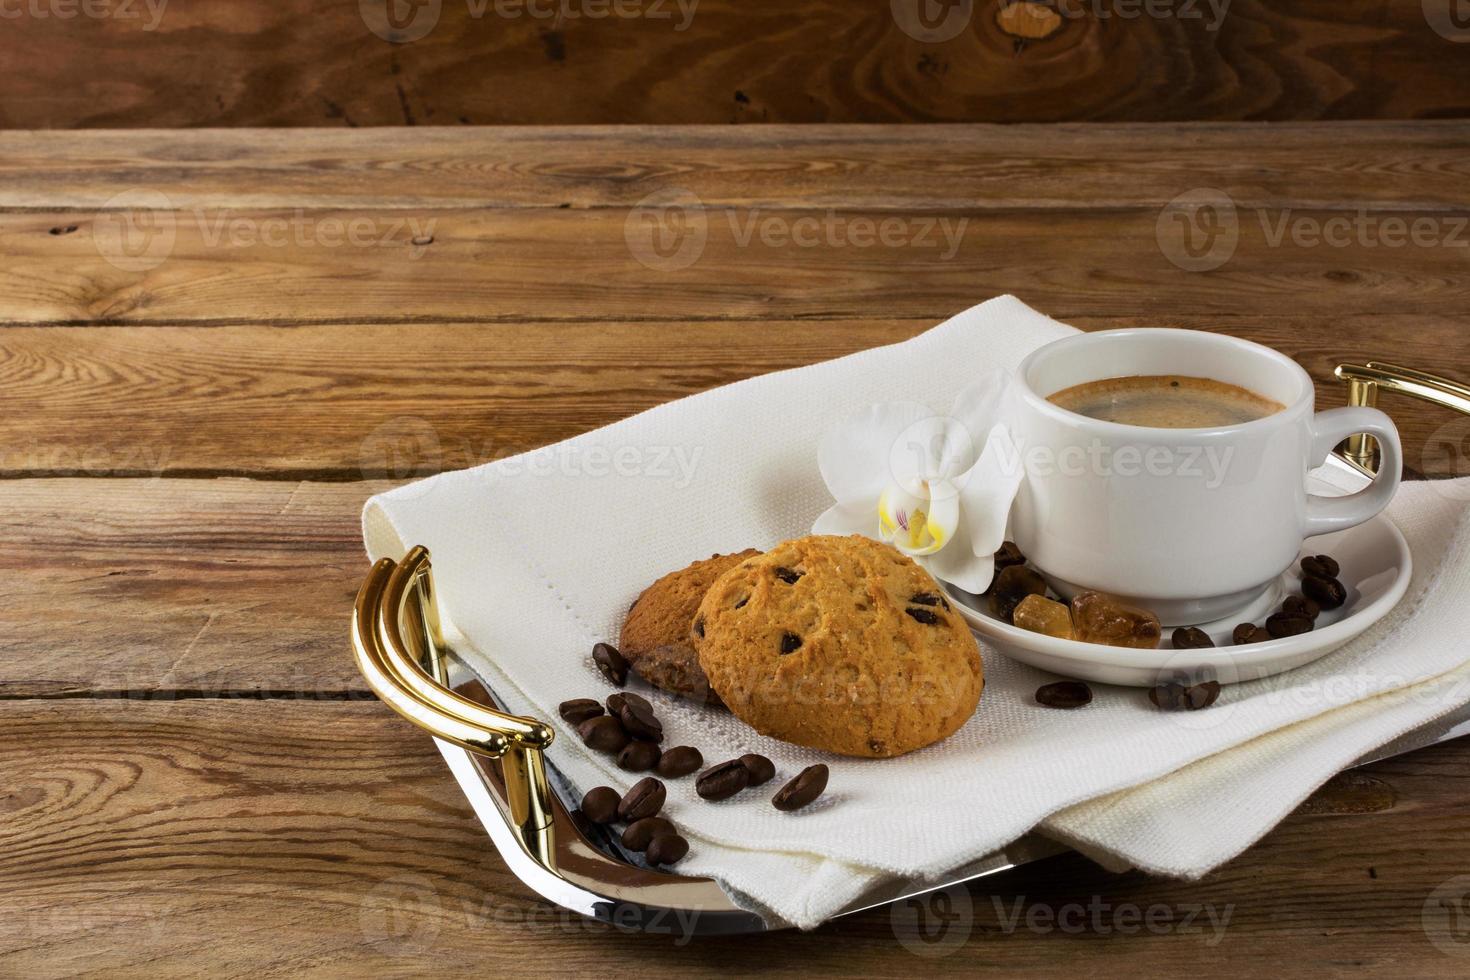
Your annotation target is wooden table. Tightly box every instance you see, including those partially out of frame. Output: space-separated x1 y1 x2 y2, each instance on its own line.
2 123 1468 977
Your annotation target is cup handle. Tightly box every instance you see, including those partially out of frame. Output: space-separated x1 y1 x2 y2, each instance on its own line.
1302 407 1402 537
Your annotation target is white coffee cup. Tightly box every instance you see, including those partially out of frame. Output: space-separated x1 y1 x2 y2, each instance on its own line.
1007 329 1402 626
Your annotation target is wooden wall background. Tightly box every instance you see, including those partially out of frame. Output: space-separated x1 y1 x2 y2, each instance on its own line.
4 0 1470 128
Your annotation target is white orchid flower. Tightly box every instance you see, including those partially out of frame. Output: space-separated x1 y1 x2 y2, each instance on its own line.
812 372 1024 594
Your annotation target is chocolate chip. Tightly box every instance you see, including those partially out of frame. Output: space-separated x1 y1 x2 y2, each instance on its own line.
906 607 940 625
909 592 950 610
1301 554 1340 579
617 777 666 822
1035 681 1092 709
645 834 690 866
692 617 705 638
1171 626 1215 649
696 759 751 801
772 764 828 812
734 596 748 609
1302 574 1347 610
779 631 802 654
740 753 776 786
1232 622 1271 645
617 740 661 772
559 698 604 725
1282 595 1321 621
580 786 620 823
577 715 629 753
1265 611 1314 638
593 642 628 686
1149 680 1221 711
618 697 664 742
775 566 803 584
621 816 675 851
656 745 703 778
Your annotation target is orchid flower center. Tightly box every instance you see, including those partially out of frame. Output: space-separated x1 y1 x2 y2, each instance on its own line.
876 476 959 557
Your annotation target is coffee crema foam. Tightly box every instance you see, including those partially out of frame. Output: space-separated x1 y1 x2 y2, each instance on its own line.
1046 374 1285 428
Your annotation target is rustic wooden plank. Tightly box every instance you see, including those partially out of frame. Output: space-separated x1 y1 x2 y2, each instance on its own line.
0 479 370 698
0 697 1466 976
2 318 1467 481
3 1 1469 128
8 203 1470 324
4 123 1470 211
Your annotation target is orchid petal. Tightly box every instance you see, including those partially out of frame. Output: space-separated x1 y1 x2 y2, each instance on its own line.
812 499 878 538
957 423 1026 556
819 401 935 505
887 415 976 486
922 508 998 594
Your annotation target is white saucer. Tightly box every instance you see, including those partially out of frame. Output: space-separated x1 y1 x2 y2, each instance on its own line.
944 461 1413 687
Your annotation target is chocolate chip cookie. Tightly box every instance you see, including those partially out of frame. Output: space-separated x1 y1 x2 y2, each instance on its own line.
692 535 983 758
620 550 761 705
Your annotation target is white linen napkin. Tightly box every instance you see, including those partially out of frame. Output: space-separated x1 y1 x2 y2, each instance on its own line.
362 296 1470 929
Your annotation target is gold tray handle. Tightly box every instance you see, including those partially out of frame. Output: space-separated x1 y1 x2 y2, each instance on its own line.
1336 361 1470 473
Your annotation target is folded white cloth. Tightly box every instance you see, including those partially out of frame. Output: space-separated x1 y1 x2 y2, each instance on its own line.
363 296 1470 929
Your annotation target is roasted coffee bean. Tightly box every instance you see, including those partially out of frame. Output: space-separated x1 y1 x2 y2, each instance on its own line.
605 691 637 716
1035 681 1093 709
774 566 803 584
994 541 1027 573
1171 626 1215 649
696 759 751 801
621 816 675 851
617 740 662 772
618 698 664 742
909 591 950 610
617 777 666 822
1282 595 1321 621
577 714 629 753
1265 611 1314 639
772 764 829 812
1149 680 1221 711
645 834 690 866
1302 574 1347 609
1232 623 1271 645
906 607 940 625
593 642 629 686
580 786 620 824
559 698 604 725
740 753 776 786
779 631 803 654
656 745 704 778
1301 554 1340 579
989 565 1047 623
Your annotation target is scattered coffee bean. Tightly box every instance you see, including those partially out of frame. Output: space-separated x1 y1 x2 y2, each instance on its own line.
740 753 776 786
990 565 1047 623
906 607 941 625
645 834 690 866
994 541 1027 573
617 739 662 772
606 691 647 716
559 698 604 725
696 759 751 801
656 745 704 778
1232 623 1271 645
1171 626 1215 649
577 714 630 753
772 764 829 812
617 776 666 822
621 816 676 851
593 642 628 686
774 566 803 584
580 786 620 824
1035 680 1093 709
1265 611 1314 638
1301 554 1340 579
779 631 803 654
1282 595 1321 621
618 698 664 742
1149 680 1221 711
1302 574 1347 610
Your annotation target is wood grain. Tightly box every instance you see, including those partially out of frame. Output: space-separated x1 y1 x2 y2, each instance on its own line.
3 1 1470 128
3 318 1468 481
4 124 1470 211
0 698 1467 977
